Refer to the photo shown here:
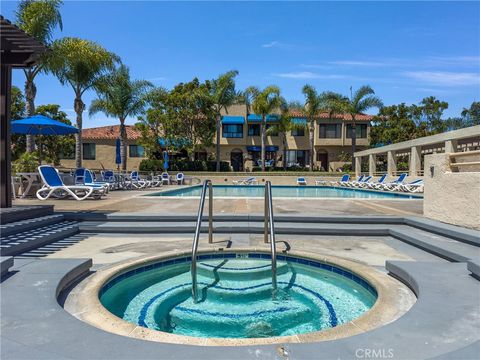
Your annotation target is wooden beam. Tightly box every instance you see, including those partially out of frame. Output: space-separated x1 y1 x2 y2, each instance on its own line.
0 64 12 207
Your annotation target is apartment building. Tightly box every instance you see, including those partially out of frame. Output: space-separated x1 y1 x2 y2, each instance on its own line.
60 106 372 172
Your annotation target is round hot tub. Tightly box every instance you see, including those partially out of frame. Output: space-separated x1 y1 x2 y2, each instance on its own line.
68 250 413 345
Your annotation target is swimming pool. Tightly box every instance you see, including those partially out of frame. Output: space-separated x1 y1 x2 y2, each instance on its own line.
149 185 422 199
99 252 377 340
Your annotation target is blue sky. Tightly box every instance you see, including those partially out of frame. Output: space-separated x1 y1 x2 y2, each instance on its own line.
2 1 479 128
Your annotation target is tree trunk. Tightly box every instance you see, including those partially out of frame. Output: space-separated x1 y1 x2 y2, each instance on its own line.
283 134 287 171
119 118 127 171
24 71 36 153
74 93 85 169
309 119 315 171
215 113 221 172
261 116 266 172
351 118 357 172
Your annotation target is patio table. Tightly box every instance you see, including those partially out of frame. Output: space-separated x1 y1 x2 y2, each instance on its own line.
16 172 40 198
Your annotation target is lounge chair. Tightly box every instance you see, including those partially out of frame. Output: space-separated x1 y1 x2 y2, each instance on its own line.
232 177 258 185
150 174 162 187
161 172 170 185
37 165 105 201
129 171 150 188
393 179 424 193
365 174 388 189
297 177 307 185
329 174 350 186
74 168 110 193
176 173 185 185
379 173 408 191
340 175 364 187
350 175 372 188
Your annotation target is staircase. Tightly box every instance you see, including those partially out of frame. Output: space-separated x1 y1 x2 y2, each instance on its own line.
0 206 79 257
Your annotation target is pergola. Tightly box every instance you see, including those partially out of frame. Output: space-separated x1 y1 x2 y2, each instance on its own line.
1 15 48 208
354 125 480 178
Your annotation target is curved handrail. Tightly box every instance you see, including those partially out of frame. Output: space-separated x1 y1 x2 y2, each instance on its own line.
191 179 213 302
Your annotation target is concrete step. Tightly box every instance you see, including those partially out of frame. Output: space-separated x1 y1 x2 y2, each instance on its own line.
0 214 65 237
0 205 54 224
0 221 79 256
389 226 480 262
0 256 14 277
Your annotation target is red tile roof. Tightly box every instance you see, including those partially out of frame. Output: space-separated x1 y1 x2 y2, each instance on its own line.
82 125 142 140
289 110 374 121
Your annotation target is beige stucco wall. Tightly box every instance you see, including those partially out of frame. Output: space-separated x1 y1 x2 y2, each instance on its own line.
60 139 146 171
424 153 480 230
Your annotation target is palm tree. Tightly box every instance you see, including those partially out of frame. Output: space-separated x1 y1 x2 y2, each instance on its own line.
302 85 323 171
89 65 153 170
265 104 301 170
207 70 239 171
47 37 119 167
245 86 285 171
15 0 63 152
331 86 383 171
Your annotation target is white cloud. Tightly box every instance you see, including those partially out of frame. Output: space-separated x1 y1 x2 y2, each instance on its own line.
329 60 386 67
272 71 347 79
262 41 281 48
402 71 479 86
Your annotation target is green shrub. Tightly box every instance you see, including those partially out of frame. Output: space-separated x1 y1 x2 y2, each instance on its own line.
139 159 163 172
12 152 39 173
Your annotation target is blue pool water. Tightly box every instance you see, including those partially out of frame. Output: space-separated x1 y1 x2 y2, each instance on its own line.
100 253 377 339
149 185 421 199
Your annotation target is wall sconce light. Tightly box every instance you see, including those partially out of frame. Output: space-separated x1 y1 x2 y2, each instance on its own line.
430 165 435 178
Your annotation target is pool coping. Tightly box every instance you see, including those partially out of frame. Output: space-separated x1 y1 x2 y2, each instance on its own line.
142 184 423 199
66 248 414 346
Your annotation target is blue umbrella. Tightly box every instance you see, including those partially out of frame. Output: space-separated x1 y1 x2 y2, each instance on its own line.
115 138 121 170
11 115 78 163
163 150 169 171
11 115 79 135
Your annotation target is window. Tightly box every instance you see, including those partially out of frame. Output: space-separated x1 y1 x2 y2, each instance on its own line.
222 124 243 138
266 124 278 136
346 124 368 138
82 143 96 160
291 127 305 136
129 145 145 158
319 124 341 138
247 124 260 136
286 150 309 167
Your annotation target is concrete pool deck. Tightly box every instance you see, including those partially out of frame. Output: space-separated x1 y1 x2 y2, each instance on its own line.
13 186 424 216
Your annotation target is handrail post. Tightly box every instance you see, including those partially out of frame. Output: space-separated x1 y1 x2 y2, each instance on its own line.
266 181 277 291
264 183 269 243
191 180 210 303
208 181 213 244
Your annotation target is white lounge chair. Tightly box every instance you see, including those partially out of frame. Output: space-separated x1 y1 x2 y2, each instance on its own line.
329 174 350 186
233 177 258 185
365 174 388 189
37 165 105 201
340 175 364 187
176 173 185 185
393 179 424 193
161 172 170 185
349 175 372 188
129 171 150 188
378 173 408 191
74 168 110 193
297 177 307 186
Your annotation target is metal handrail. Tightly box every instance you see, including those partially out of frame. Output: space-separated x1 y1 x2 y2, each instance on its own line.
191 180 213 303
264 181 277 290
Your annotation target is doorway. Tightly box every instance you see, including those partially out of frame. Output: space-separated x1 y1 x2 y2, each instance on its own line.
230 150 243 171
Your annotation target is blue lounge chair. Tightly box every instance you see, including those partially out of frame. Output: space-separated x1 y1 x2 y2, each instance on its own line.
394 179 424 193
341 175 364 187
366 174 388 189
129 171 150 188
233 177 258 185
74 168 109 193
329 174 350 186
37 165 105 201
350 175 372 188
379 173 408 191
161 172 170 185
297 177 307 185
176 173 185 185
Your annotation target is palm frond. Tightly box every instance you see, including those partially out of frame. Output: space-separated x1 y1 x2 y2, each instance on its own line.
352 85 375 105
